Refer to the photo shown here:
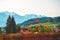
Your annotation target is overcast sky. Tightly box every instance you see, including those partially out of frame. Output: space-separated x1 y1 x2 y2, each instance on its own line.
0 0 60 17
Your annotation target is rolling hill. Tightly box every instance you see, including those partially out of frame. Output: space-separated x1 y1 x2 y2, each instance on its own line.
17 17 60 28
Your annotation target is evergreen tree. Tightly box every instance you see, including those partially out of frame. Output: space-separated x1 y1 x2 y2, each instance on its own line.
17 26 21 33
6 15 17 34
10 16 17 33
6 15 11 33
0 27 2 34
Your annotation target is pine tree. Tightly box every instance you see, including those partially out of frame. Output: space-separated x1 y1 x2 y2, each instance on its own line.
6 15 17 34
6 15 11 33
17 26 21 33
10 16 17 33
0 27 2 34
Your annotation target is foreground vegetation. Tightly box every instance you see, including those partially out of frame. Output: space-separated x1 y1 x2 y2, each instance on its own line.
0 15 60 34
0 32 60 40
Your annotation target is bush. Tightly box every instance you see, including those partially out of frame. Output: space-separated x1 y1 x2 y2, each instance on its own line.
57 24 60 29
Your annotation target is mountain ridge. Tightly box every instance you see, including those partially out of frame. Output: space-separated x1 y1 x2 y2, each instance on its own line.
0 11 44 27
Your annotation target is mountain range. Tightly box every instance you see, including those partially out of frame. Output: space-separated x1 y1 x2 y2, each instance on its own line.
0 11 45 27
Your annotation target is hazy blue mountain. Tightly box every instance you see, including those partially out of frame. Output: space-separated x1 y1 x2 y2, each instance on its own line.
18 17 60 28
0 11 24 27
0 11 44 27
24 14 44 20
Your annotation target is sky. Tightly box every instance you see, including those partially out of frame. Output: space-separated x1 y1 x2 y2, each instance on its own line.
0 0 60 17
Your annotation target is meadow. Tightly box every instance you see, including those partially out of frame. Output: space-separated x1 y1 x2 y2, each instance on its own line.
0 32 60 40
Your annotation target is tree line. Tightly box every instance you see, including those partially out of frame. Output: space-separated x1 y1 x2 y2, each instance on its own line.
0 15 20 34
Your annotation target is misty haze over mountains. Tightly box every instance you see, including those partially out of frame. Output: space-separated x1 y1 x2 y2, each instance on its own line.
0 11 46 27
